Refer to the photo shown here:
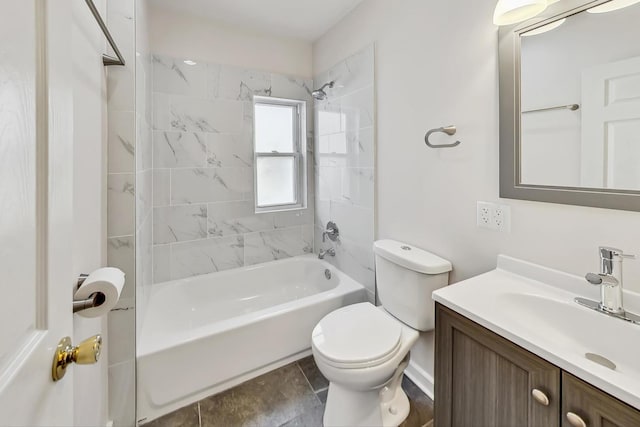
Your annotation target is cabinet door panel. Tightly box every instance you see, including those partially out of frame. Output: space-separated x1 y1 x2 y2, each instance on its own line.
562 372 640 427
435 303 560 427
450 328 498 425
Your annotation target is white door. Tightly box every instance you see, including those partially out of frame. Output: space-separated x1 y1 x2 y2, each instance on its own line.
0 1 75 425
581 56 640 189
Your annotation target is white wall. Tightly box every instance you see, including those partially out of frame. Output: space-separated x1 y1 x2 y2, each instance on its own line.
148 5 313 78
313 0 640 396
71 0 108 425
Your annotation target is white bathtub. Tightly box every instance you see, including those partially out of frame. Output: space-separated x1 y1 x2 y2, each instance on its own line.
136 255 366 424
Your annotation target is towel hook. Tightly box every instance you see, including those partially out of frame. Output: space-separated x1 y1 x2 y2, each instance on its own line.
425 125 461 148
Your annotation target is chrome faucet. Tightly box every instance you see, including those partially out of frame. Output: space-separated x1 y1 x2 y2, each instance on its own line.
586 247 634 314
318 248 335 260
576 246 640 325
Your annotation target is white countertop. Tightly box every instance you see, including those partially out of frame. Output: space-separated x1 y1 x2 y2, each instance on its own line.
432 255 640 410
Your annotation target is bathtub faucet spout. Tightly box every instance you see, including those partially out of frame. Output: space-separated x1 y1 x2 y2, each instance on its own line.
318 248 336 260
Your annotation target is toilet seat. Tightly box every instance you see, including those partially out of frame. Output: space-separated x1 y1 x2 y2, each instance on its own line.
312 303 402 369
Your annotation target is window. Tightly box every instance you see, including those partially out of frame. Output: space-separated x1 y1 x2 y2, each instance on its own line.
253 96 307 212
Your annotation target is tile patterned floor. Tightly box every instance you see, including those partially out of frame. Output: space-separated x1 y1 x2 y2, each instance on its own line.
145 356 433 427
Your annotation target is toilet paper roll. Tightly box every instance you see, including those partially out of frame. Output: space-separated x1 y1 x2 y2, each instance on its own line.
74 267 125 318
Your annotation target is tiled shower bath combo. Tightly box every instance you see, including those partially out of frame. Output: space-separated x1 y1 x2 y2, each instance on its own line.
150 56 316 282
134 45 380 424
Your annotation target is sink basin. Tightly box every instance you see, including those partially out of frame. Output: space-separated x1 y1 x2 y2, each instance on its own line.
433 255 640 410
497 292 639 377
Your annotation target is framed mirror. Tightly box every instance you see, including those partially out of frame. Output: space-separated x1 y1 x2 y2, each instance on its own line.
499 0 640 211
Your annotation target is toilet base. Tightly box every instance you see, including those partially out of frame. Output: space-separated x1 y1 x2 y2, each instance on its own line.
322 358 411 427
323 379 410 427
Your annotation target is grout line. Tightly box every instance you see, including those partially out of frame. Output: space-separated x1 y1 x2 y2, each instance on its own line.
154 223 311 248
168 167 172 206
295 362 322 405
197 402 202 427
107 172 136 176
107 233 135 240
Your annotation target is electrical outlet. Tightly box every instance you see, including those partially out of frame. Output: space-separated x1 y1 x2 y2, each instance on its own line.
492 205 511 232
476 202 493 228
477 201 511 232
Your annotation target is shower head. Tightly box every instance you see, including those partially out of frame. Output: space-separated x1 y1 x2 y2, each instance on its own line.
312 89 327 100
312 81 335 100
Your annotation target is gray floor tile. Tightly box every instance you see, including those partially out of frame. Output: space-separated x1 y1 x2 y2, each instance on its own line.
199 363 321 427
315 388 328 405
399 376 434 427
144 360 433 427
279 404 324 427
296 356 329 392
144 403 200 427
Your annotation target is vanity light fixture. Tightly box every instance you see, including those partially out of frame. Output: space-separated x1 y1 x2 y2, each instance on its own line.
183 59 197 65
521 18 566 36
493 0 548 25
587 0 640 13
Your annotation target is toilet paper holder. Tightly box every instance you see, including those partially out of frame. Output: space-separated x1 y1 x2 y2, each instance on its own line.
73 274 106 314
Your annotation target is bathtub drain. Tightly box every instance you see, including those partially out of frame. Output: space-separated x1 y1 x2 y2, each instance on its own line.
325 269 332 280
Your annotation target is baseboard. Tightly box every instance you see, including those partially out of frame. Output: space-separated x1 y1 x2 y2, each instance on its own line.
404 360 434 401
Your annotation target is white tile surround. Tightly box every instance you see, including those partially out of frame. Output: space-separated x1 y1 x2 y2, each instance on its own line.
151 54 316 282
105 0 154 424
135 0 153 347
314 45 376 302
105 0 137 425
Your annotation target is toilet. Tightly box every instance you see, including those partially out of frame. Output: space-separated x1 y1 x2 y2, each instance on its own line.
311 239 452 427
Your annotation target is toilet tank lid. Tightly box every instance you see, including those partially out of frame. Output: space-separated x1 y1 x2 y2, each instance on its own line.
373 240 452 274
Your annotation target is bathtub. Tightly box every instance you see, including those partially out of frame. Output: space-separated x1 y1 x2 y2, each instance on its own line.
136 255 367 424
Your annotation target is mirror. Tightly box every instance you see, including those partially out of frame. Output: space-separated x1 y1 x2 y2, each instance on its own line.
499 0 640 211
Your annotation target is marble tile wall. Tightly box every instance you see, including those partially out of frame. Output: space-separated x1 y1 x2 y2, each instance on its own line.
106 0 137 425
151 55 315 282
313 45 376 303
135 0 153 337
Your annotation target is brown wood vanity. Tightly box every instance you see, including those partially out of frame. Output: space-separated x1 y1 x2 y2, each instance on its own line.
434 303 640 427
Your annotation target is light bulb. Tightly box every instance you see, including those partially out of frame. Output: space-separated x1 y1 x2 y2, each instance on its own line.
493 0 548 26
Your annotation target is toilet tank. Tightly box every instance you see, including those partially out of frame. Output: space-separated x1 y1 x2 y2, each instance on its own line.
373 240 452 331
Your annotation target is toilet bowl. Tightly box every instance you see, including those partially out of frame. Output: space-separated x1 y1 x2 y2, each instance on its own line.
312 303 419 426
311 240 452 427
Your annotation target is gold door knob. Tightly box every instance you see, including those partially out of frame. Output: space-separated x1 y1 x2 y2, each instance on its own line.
52 334 102 381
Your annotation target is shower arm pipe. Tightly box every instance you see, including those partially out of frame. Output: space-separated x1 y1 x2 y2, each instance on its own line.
85 0 126 66
312 81 335 99
318 81 334 91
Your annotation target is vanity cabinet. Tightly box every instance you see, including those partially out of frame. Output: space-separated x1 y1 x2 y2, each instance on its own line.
434 303 560 427
434 303 640 427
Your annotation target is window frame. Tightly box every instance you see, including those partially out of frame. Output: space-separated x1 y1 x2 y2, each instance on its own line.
253 96 307 213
